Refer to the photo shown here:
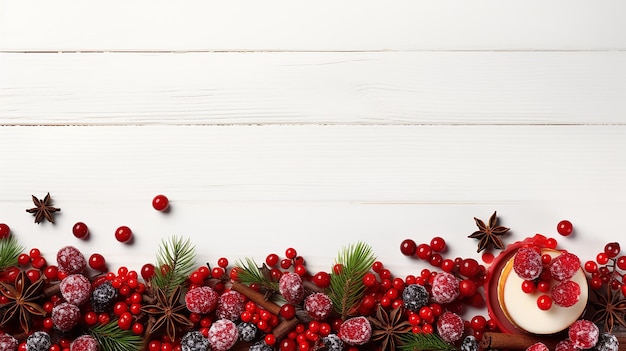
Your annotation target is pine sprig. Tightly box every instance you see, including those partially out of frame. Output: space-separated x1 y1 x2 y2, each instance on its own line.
235 257 279 292
328 241 376 319
89 320 143 351
0 236 23 271
398 333 456 351
150 236 196 295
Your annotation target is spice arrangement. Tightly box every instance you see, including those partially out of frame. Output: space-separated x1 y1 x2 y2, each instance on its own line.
0 194 623 351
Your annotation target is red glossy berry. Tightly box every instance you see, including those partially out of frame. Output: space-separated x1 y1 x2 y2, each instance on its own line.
557 220 573 236
596 252 609 265
537 281 551 293
312 271 331 288
217 257 229 268
285 248 297 259
18 253 30 266
372 261 384 273
72 222 89 239
266 254 279 267
265 334 276 346
470 315 487 332
152 194 169 211
280 303 296 320
362 273 378 287
522 280 536 294
400 239 417 256
26 269 41 283
545 238 558 249
585 260 598 273
459 279 476 297
89 253 106 271
281 259 292 270
84 311 98 326
115 226 133 243
0 223 10 239
141 263 155 281
458 258 480 278
44 265 59 280
416 244 432 260
537 295 552 310
31 256 47 269
132 322 144 335
617 256 626 270
430 237 446 252
605 242 621 258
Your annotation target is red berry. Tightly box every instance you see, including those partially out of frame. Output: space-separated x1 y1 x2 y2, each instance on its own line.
89 253 106 271
470 315 487 332
362 273 378 287
52 302 81 331
304 293 333 320
537 281 551 293
521 280 536 294
72 222 89 239
266 254 279 267
18 253 30 266
152 194 169 211
545 238 558 249
279 272 305 304
141 263 155 280
585 260 598 273
372 261 384 273
185 286 219 314
285 248 297 259
57 246 87 274
208 319 239 351
280 303 296 320
527 342 550 351
31 256 46 269
536 295 552 310
431 272 460 304
436 311 464 343
513 247 543 280
400 239 417 256
459 279 477 297
216 290 246 320
458 258 480 278
604 242 621 258
44 265 59 280
617 256 626 270
217 257 229 268
557 220 573 236
281 259 292 270
550 252 581 281
0 224 10 239
26 269 40 283
430 237 446 252
568 320 599 349
339 316 372 346
551 280 581 307
312 271 330 288
597 252 609 265
115 226 133 243
60 274 92 305
416 244 432 260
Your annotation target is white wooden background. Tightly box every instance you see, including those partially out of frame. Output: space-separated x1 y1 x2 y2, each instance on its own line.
1 1 626 281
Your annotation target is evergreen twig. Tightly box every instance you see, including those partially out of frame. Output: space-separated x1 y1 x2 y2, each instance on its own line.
89 320 143 351
0 236 23 271
234 257 279 293
150 236 196 296
327 241 376 320
398 333 456 351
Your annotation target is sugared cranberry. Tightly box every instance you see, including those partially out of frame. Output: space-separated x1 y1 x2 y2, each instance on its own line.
513 248 542 281
437 311 464 343
569 320 599 349
57 246 87 274
339 316 371 345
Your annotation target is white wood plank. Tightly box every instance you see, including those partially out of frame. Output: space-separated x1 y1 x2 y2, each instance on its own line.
0 125 623 276
3 51 626 125
1 0 626 52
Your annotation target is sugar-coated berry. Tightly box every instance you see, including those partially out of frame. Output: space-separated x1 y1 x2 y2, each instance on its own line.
115 226 133 243
52 302 80 331
551 280 581 307
569 320 599 349
402 284 430 312
0 333 18 351
216 290 246 321
436 311 464 343
26 332 51 351
322 334 343 351
185 286 219 314
278 272 305 305
460 336 478 351
57 246 87 274
180 331 210 351
72 222 89 239
557 220 573 236
304 293 333 320
208 319 239 351
594 333 619 351
431 272 460 304
526 342 550 351
555 339 577 351
69 336 98 351
248 341 273 351
90 281 118 313
152 195 170 211
513 248 543 281
339 316 372 345
60 274 92 305
550 252 581 281
237 322 257 342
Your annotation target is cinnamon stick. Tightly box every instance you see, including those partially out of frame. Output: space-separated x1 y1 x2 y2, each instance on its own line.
480 332 559 350
231 281 281 315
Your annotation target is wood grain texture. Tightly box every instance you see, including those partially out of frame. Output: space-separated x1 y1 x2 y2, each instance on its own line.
1 0 626 52
3 51 626 125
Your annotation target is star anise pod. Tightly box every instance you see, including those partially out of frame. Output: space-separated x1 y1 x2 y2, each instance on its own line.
141 286 193 341
367 305 412 351
468 211 509 253
589 285 626 333
0 270 47 333
26 193 60 224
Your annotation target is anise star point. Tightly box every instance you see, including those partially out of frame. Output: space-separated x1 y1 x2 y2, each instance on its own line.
26 193 60 224
468 211 509 253
367 305 412 351
141 286 193 341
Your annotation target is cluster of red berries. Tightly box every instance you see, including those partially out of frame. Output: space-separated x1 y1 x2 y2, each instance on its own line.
584 241 626 293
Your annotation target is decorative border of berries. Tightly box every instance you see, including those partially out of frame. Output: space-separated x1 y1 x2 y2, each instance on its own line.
0 195 623 351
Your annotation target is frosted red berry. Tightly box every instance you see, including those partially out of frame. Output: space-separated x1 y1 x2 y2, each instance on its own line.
57 246 87 274
185 286 219 314
0 223 10 239
70 335 98 351
152 195 169 211
569 320 599 349
52 302 80 331
527 342 550 351
557 220 573 236
436 311 464 343
60 274 92 305
208 319 239 351
0 333 17 351
279 272 305 305
339 316 372 345
115 226 133 243
513 248 543 280
304 293 333 321
72 222 89 239
430 272 460 304
551 280 581 307
549 252 580 281
216 290 246 320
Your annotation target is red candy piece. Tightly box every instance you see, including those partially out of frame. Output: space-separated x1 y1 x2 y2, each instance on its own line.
550 252 581 281
556 339 578 351
60 274 92 305
216 290 246 321
569 320 599 349
551 280 581 307
70 335 98 351
526 342 550 351
52 302 81 331
436 311 464 343
0 333 18 351
513 247 543 280
208 319 239 351
185 286 219 314
339 316 372 345
304 293 333 320
57 246 87 274
430 272 460 304
279 272 305 304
